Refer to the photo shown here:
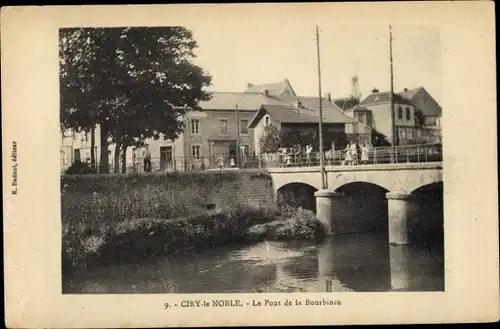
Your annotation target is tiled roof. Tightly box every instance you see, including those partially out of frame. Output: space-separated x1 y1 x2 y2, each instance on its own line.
351 106 372 112
359 91 412 106
248 102 355 128
199 92 286 110
399 87 442 117
297 97 356 123
398 87 422 100
244 81 287 96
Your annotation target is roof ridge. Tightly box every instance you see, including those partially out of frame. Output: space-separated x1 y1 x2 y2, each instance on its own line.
206 91 262 94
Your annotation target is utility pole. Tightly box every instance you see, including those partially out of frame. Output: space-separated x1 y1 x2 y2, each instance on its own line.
316 26 326 190
389 25 397 162
235 104 241 168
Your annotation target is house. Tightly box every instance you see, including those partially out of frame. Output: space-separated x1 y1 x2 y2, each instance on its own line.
399 87 442 143
247 100 359 154
344 87 442 145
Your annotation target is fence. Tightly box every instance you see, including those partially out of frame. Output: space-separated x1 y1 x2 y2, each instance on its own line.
85 143 442 173
258 143 442 168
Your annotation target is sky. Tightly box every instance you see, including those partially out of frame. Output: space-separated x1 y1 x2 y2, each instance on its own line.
189 22 440 103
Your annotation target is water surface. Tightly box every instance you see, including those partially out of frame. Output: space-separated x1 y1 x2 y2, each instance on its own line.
63 232 444 294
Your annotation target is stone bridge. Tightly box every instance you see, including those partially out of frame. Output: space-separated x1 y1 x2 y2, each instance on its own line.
267 162 443 246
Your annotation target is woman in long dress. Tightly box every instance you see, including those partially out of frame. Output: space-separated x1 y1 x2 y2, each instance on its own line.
361 143 370 164
343 142 353 165
350 142 358 165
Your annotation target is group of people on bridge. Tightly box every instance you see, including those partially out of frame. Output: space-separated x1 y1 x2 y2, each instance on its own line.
278 141 371 167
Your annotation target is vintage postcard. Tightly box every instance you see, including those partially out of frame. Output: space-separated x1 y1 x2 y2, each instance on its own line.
2 2 498 328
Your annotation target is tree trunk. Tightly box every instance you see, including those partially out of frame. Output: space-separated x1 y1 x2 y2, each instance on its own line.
114 141 121 173
121 143 128 173
99 123 109 174
90 126 96 170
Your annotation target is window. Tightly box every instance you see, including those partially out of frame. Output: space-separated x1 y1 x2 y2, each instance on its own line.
406 108 411 121
191 119 200 135
219 119 228 135
264 115 270 126
240 119 249 135
366 114 372 126
241 144 249 156
401 128 407 140
357 113 365 123
74 149 81 162
192 145 201 159
60 150 67 165
397 107 403 120
407 128 413 140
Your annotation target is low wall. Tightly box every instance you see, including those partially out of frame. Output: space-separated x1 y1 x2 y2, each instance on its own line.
61 171 275 224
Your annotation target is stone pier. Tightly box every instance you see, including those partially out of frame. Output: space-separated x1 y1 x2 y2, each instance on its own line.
386 190 416 245
389 245 411 291
314 190 344 235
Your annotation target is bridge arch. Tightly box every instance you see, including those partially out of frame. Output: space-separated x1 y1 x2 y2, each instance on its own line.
332 181 390 233
409 181 444 246
334 181 390 194
277 182 318 212
327 168 442 193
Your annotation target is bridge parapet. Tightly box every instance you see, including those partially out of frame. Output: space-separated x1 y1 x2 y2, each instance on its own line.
269 162 442 194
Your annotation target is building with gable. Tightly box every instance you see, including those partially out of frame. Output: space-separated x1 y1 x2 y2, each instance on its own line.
344 87 442 145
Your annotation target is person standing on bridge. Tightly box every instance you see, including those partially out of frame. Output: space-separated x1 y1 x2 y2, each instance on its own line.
342 142 352 166
306 144 313 166
350 141 358 165
361 142 370 164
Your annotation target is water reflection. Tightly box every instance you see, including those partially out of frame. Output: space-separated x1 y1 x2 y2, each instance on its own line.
63 232 444 294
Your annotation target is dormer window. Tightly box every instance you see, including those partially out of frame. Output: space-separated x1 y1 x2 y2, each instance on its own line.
397 107 403 120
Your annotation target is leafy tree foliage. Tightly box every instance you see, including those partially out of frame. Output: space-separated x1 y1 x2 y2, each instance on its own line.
60 27 212 173
258 125 281 154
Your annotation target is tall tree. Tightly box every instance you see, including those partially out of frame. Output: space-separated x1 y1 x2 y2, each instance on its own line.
59 27 212 173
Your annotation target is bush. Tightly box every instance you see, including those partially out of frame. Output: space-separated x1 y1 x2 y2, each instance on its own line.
62 203 281 270
65 161 96 175
247 204 326 241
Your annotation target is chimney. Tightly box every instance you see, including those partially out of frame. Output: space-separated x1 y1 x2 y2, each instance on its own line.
372 88 379 93
403 88 408 92
262 89 269 97
324 92 331 102
295 100 303 108
284 78 289 84
247 83 253 89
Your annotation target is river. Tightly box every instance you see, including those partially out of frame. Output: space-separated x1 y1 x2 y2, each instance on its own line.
64 231 444 294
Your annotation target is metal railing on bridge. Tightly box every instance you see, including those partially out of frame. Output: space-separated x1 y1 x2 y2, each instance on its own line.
124 143 442 173
260 143 443 168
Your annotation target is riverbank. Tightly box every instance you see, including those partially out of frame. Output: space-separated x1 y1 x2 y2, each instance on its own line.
62 203 326 271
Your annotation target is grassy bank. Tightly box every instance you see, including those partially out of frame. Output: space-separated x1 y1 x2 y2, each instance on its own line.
62 203 325 271
61 173 326 271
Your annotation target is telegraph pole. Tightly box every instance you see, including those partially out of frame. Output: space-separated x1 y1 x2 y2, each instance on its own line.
316 26 326 190
389 25 397 162
235 104 241 168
